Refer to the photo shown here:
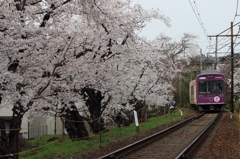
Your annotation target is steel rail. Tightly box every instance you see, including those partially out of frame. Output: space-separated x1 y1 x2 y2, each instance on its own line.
98 112 205 159
175 112 221 159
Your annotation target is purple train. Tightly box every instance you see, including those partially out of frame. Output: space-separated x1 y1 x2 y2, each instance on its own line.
189 70 226 111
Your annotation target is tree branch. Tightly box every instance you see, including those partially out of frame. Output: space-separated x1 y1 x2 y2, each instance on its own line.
121 34 129 45
100 95 111 115
39 0 72 27
101 23 109 34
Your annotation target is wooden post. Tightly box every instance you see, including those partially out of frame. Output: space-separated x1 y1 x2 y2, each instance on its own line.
208 22 240 113
168 104 170 119
109 112 112 143
15 129 19 159
230 22 234 113
238 112 240 143
141 107 144 131
60 117 65 159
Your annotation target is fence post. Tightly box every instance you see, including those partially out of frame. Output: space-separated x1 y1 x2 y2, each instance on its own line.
237 105 240 143
157 106 160 126
109 112 112 143
141 106 145 123
168 105 170 120
146 106 148 122
60 117 65 159
15 129 19 159
141 107 144 131
238 112 240 143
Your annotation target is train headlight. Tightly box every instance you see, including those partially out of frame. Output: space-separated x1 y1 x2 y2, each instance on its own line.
214 96 220 103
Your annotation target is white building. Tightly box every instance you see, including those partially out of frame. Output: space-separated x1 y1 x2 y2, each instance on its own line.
28 114 62 138
0 107 28 138
0 107 63 139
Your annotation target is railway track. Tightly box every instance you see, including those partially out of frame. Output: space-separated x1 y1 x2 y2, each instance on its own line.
98 112 221 159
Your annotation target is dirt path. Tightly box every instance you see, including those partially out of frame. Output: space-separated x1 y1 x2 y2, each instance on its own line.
191 111 240 159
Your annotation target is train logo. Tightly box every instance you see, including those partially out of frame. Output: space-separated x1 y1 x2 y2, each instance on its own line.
214 96 220 103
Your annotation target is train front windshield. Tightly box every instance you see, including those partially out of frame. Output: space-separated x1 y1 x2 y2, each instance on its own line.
199 80 223 94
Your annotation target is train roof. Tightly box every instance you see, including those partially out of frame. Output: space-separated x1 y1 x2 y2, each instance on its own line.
196 70 225 80
200 70 219 74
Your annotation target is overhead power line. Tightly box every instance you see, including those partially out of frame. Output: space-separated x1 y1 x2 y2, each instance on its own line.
217 0 240 52
188 0 210 44
207 0 240 54
233 0 239 22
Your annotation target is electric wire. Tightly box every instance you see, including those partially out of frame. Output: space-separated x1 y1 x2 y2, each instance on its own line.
233 0 239 23
209 0 239 56
208 0 240 59
232 0 240 54
188 0 210 45
231 0 240 54
189 0 239 55
219 26 240 65
193 0 209 41
222 26 240 58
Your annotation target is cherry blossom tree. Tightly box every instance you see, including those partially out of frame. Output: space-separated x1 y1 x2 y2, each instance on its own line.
156 33 199 105
0 0 171 156
97 33 199 125
46 0 171 134
234 66 240 98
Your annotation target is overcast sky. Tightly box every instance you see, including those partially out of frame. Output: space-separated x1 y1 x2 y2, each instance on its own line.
131 0 240 56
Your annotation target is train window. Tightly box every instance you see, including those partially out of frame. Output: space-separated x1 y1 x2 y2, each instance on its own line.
198 80 223 94
199 81 208 94
210 81 223 94
191 86 194 95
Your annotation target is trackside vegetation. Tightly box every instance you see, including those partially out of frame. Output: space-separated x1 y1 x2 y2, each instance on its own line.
19 109 194 159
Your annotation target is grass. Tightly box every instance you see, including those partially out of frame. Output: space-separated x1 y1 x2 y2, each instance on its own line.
19 108 193 159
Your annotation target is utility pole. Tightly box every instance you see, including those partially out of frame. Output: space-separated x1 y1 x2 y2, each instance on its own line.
208 22 240 113
215 36 218 69
180 77 181 106
200 48 202 71
230 22 234 113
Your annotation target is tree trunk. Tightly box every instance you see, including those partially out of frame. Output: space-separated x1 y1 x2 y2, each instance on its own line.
113 112 132 127
88 105 105 134
81 87 106 134
0 101 24 159
62 106 89 141
89 117 105 134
